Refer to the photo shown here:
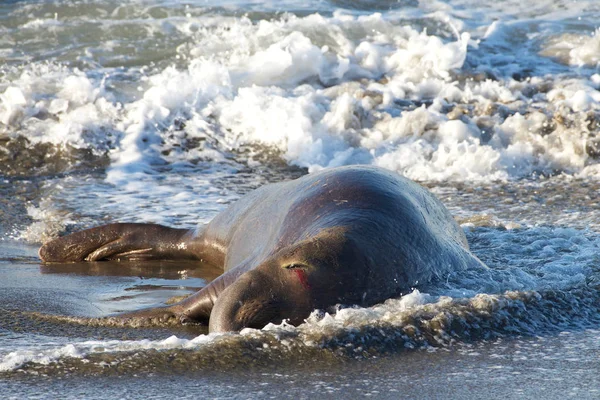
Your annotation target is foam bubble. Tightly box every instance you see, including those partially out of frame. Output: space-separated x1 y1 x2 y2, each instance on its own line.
0 343 83 372
0 64 120 152
18 200 73 243
542 28 600 68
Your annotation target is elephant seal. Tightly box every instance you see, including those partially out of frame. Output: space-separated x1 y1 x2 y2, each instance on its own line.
39 165 483 332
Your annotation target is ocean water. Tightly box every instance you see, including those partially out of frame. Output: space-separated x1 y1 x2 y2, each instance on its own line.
1 0 600 397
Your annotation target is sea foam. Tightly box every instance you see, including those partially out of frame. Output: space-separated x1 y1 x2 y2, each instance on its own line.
2 11 599 186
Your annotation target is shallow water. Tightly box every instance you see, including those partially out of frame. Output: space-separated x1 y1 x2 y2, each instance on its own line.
1 0 600 398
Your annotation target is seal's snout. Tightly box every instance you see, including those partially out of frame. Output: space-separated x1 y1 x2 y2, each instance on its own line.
208 270 280 332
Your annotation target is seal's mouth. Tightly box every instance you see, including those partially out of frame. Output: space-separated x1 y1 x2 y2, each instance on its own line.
235 298 283 330
210 295 283 332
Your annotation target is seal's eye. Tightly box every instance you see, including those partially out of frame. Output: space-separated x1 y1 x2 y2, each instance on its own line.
284 263 308 269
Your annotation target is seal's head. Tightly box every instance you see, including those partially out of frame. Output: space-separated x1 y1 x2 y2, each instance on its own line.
208 227 369 332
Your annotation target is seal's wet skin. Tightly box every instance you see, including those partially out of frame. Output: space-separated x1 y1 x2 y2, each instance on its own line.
39 165 485 332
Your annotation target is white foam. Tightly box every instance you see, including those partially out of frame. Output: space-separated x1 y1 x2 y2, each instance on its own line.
0 344 80 372
21 18 61 30
92 13 471 182
542 28 600 68
105 12 600 181
0 334 220 372
3 10 600 186
0 65 119 151
0 87 27 126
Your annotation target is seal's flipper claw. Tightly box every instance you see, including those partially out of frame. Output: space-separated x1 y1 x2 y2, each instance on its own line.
108 248 155 261
84 239 120 261
84 239 153 261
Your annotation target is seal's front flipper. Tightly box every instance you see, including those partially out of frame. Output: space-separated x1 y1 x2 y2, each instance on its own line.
115 296 213 326
39 223 192 263
116 270 239 326
115 304 206 325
